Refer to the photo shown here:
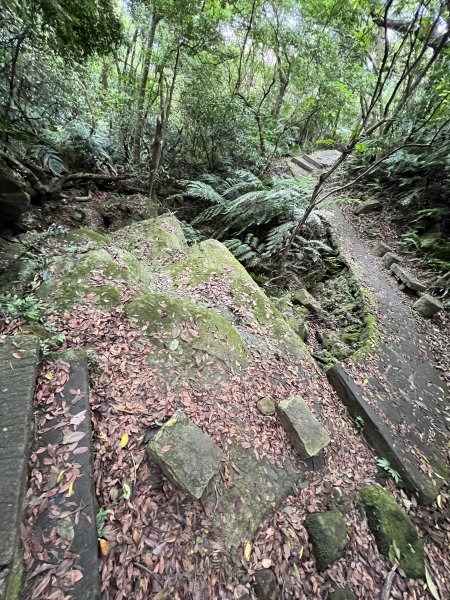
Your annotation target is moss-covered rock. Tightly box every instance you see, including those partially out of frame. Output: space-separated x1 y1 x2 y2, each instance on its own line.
253 569 278 600
36 247 149 310
358 485 424 578
292 287 322 314
111 214 186 262
304 509 348 571
125 292 249 371
63 228 111 245
165 239 312 361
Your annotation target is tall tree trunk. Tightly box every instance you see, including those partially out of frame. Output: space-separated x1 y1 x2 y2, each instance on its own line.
148 44 181 208
133 12 161 164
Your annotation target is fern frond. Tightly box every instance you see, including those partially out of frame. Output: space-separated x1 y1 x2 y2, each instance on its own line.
184 181 226 205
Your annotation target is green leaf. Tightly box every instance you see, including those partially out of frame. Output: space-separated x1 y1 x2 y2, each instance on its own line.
123 482 131 500
169 339 179 352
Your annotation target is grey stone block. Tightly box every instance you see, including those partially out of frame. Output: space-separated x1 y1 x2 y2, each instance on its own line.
257 397 275 416
373 240 392 257
147 410 223 498
390 264 426 292
381 251 401 268
354 200 382 215
413 294 443 318
276 396 330 458
0 336 40 568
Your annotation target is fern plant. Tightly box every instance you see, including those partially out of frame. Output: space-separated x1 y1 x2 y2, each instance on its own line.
178 170 331 274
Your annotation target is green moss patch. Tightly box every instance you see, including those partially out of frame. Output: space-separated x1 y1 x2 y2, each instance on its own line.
125 292 249 370
165 239 312 361
358 485 424 578
304 509 348 571
111 214 186 263
36 248 149 310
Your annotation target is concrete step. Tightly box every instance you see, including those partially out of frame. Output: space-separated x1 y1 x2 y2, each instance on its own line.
24 351 100 600
0 335 40 600
303 154 324 169
327 364 447 505
287 160 310 178
291 156 315 172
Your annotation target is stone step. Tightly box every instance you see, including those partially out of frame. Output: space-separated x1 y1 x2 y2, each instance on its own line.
291 156 315 172
287 160 310 178
327 364 447 505
303 154 324 169
390 263 426 293
24 351 100 600
0 335 40 600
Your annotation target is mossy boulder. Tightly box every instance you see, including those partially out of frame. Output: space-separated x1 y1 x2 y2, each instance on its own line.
304 509 348 571
253 569 278 600
63 228 111 245
111 214 186 263
165 239 311 361
358 485 424 578
125 292 249 372
36 246 149 310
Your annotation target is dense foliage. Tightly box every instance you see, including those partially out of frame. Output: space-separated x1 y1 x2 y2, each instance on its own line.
0 0 449 282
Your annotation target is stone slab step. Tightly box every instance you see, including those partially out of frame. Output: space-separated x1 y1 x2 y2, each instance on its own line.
327 365 447 505
303 154 324 169
25 351 100 600
286 160 310 178
291 156 315 172
0 335 40 599
208 444 302 548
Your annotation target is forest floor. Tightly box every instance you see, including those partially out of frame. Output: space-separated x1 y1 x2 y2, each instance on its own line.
1 173 449 600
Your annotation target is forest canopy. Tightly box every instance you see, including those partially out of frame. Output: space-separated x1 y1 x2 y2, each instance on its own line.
0 0 449 280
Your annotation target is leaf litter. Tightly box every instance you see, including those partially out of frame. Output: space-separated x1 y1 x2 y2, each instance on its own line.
0 263 446 599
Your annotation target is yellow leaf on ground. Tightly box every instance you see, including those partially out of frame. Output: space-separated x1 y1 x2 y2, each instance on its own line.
120 433 129 448
44 372 54 380
244 541 251 561
99 538 109 556
67 482 74 497
57 469 65 483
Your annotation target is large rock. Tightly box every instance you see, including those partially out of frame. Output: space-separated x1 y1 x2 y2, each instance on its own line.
373 240 392 257
381 252 401 269
413 294 443 318
390 264 426 292
126 291 249 375
276 395 330 458
147 410 223 499
111 214 186 262
359 485 424 578
254 569 278 600
304 509 348 571
0 164 31 226
354 200 382 215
